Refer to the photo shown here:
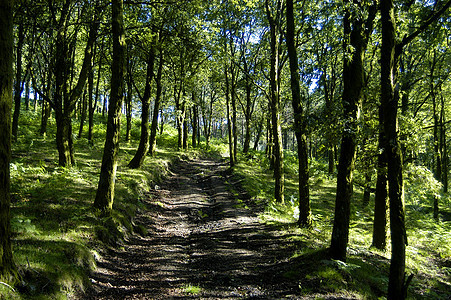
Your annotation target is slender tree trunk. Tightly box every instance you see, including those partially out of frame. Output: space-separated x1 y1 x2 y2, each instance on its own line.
266 0 284 203
441 93 448 193
78 89 87 138
128 47 155 169
286 0 310 225
125 55 132 142
225 66 235 167
87 63 95 143
12 22 25 142
231 64 238 162
25 78 30 111
192 102 198 148
183 118 188 149
94 0 125 211
149 51 163 156
0 0 18 282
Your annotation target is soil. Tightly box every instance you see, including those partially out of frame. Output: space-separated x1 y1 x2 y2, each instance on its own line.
80 157 309 299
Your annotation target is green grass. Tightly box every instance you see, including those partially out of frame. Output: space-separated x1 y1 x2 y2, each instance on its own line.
182 284 202 295
6 109 451 299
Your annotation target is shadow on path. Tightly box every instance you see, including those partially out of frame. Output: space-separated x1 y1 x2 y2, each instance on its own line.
83 157 304 299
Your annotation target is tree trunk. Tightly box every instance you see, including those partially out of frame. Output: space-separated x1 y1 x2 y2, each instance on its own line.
231 63 238 162
286 0 310 226
330 0 376 261
12 22 25 142
225 65 235 167
266 0 284 203
87 63 95 143
0 0 18 282
441 93 448 193
78 89 87 138
125 63 132 143
192 102 198 148
53 2 99 166
94 0 125 211
25 78 30 111
372 122 389 250
128 47 155 169
149 51 164 156
183 118 188 149
381 1 407 298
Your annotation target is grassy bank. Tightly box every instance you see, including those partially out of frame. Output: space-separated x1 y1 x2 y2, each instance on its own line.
232 150 451 299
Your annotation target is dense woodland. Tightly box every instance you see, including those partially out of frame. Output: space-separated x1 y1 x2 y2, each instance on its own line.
0 0 450 299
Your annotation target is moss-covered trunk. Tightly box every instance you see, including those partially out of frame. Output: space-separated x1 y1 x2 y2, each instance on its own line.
330 0 376 261
0 0 18 283
286 0 310 226
372 123 389 250
266 0 284 203
94 0 125 211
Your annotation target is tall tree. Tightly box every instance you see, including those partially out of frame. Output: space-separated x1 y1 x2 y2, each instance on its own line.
94 0 126 211
12 21 25 142
265 0 284 203
330 0 376 261
380 1 451 298
50 1 100 166
286 0 311 226
128 44 155 169
0 0 18 283
149 49 164 156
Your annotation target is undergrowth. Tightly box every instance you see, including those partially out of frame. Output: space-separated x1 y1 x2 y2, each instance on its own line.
234 149 451 299
6 111 195 299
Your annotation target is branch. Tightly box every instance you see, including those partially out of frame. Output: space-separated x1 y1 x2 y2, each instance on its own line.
397 0 451 55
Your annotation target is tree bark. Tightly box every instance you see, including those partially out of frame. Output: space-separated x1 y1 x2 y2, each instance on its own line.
372 118 389 250
128 46 155 169
381 1 407 298
12 22 25 142
78 89 87 138
125 56 133 143
192 99 198 148
225 65 235 167
330 0 376 261
265 0 284 203
286 0 311 226
149 50 164 156
94 0 125 211
0 0 18 282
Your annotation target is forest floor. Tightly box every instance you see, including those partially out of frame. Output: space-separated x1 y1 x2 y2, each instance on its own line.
81 157 324 299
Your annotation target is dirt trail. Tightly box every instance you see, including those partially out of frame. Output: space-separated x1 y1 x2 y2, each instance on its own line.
82 157 301 299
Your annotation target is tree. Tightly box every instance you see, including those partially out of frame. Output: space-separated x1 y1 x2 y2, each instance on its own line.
286 0 311 226
0 0 18 283
330 0 376 261
12 21 25 142
380 1 451 298
128 44 155 169
94 0 126 211
265 0 284 203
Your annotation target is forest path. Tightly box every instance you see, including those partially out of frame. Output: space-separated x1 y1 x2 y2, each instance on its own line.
83 157 301 299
